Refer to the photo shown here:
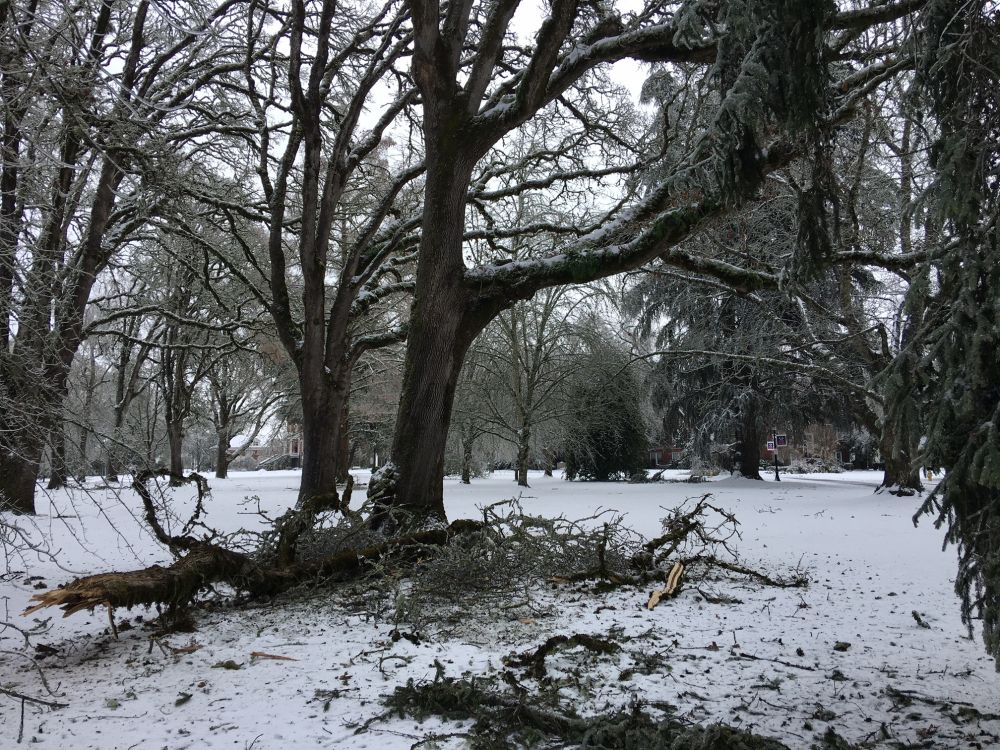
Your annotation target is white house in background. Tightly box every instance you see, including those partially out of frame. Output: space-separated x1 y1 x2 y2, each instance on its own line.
284 420 302 460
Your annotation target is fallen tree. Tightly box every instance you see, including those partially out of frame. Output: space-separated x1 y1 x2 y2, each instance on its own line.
25 471 482 620
25 480 804 637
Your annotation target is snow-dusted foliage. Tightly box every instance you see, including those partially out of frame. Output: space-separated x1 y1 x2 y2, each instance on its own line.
888 0 1000 665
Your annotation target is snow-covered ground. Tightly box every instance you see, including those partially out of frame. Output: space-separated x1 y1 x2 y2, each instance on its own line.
3 470 999 748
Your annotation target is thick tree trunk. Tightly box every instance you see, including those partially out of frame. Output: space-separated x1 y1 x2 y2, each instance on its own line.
389 295 472 516
516 425 531 487
386 153 482 518
167 420 184 486
877 422 924 494
0 450 39 514
336 404 351 483
461 435 473 484
215 427 229 479
298 377 350 504
739 398 763 480
47 428 68 490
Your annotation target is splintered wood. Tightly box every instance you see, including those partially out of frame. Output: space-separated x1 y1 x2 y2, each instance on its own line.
646 561 684 610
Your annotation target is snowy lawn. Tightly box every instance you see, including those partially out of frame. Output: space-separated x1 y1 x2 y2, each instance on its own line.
3 470 999 749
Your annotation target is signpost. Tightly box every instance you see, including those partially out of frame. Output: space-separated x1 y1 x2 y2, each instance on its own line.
771 428 781 481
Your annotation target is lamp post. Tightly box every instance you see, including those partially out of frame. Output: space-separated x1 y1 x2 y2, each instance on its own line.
772 427 780 482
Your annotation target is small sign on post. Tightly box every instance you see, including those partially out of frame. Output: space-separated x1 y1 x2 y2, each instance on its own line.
766 441 775 451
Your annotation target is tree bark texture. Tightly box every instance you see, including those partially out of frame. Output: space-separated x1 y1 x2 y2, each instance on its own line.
516 425 531 487
387 152 486 516
739 397 763 480
0 450 40 514
167 420 184 486
215 428 230 480
47 427 69 490
878 421 924 493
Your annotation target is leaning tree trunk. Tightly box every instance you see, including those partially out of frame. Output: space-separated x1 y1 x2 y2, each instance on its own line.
739 398 763 480
0 450 40 514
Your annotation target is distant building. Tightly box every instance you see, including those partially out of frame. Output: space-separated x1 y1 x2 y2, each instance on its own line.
649 446 684 467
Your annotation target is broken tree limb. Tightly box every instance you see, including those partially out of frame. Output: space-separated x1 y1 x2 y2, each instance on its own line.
506 633 619 679
647 561 685 609
681 555 808 588
634 494 741 568
271 474 354 566
24 519 485 619
133 469 212 553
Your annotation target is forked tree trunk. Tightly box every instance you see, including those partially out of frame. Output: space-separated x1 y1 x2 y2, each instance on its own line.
739 398 763 480
0 450 40 514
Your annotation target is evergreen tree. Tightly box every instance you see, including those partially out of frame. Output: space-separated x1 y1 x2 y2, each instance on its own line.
563 336 648 482
888 0 1000 665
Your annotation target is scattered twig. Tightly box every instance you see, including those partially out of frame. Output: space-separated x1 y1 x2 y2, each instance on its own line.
733 651 816 671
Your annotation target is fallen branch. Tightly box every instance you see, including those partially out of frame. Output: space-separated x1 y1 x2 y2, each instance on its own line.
682 554 808 588
385 673 791 749
733 651 817 671
635 494 741 568
24 519 483 619
0 687 68 709
506 633 619 678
